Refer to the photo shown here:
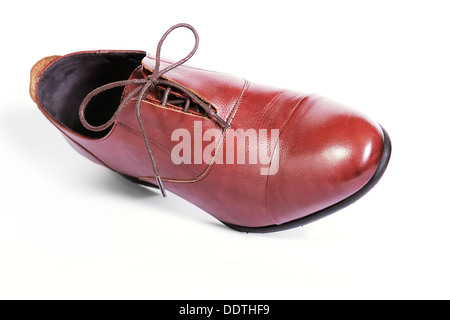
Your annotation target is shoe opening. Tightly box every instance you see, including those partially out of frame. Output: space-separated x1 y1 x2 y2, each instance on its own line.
37 51 146 138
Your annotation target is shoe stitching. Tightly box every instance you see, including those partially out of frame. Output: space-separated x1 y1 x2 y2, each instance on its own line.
226 79 249 124
265 95 309 225
116 121 198 178
139 79 249 184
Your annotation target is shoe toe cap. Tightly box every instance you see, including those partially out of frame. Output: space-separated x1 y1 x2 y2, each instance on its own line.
266 95 386 225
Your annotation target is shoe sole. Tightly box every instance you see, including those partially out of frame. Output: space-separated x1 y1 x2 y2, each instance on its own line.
120 126 391 233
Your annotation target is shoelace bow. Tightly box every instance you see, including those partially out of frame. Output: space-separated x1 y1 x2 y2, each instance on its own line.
79 23 229 197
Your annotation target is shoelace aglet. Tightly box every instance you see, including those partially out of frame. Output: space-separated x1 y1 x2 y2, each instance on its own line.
156 175 167 197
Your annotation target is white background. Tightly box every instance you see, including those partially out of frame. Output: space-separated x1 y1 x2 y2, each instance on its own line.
0 0 449 299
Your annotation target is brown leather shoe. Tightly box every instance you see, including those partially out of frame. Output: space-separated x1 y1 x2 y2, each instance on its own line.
30 23 391 232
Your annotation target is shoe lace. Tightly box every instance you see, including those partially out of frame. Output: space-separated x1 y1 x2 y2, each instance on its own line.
79 23 229 197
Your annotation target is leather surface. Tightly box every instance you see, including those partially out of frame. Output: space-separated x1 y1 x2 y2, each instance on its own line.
34 51 386 227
